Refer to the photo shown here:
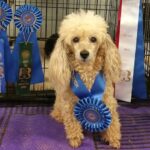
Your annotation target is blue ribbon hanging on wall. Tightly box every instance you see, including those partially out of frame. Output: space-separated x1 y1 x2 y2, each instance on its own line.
0 39 6 93
132 0 147 99
0 30 12 83
0 1 12 93
10 4 44 84
10 32 44 83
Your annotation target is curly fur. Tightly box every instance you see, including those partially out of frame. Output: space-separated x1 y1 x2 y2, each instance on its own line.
48 10 121 148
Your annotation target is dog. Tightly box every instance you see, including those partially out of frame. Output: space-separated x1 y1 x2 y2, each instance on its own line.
48 10 121 148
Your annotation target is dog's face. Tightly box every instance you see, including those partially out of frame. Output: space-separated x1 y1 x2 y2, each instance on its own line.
63 26 106 66
69 31 100 63
59 11 108 65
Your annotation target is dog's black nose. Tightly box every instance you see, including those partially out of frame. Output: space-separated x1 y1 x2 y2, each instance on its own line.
80 50 89 59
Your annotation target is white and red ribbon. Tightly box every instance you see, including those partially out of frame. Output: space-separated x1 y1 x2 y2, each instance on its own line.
115 0 141 102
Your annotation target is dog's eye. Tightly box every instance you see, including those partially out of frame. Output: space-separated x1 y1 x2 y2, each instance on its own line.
90 37 97 43
72 37 80 43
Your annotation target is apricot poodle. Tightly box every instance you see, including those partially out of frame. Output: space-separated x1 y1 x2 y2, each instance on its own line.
48 10 121 148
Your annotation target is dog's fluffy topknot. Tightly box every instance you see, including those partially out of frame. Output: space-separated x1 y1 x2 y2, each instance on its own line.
59 10 108 38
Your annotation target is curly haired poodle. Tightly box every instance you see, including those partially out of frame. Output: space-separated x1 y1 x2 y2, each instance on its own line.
48 10 121 148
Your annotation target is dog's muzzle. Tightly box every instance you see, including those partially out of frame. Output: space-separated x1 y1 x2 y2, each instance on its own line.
80 50 89 59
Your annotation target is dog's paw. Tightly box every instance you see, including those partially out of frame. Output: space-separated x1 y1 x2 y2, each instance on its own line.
66 122 84 148
69 132 84 148
50 110 63 123
101 133 121 149
109 140 120 149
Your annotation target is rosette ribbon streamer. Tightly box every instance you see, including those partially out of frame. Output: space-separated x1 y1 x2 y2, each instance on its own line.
12 4 44 93
0 1 12 93
70 72 112 132
0 39 6 93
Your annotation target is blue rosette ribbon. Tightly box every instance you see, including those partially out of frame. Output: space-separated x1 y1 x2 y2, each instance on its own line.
10 4 44 84
0 1 12 93
14 4 42 33
0 1 12 30
70 72 112 132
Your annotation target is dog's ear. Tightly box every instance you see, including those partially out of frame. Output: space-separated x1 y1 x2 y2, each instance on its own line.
103 34 121 83
48 37 71 90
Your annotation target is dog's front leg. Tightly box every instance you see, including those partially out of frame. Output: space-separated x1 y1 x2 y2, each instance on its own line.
101 95 121 149
61 91 84 148
51 96 63 123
